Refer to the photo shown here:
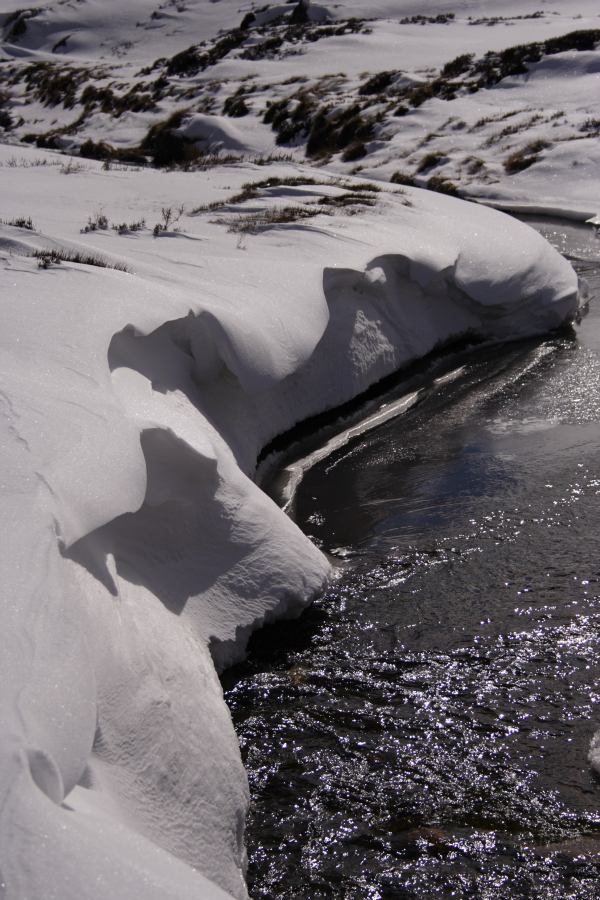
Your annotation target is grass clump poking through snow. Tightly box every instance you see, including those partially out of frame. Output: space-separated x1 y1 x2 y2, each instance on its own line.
504 139 550 174
2 216 35 230
31 248 130 272
390 171 416 187
225 205 321 233
426 175 460 196
417 151 446 173
194 177 381 218
140 110 199 167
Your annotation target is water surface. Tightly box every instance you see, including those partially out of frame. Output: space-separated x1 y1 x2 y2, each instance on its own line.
224 220 600 899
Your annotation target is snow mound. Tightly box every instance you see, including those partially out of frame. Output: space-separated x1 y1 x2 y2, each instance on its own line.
180 113 274 157
0 142 582 900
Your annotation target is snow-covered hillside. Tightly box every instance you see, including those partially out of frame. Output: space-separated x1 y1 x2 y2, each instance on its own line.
0 2 595 898
1 0 599 209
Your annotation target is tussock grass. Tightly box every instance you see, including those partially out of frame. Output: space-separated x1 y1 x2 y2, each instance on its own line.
192 176 380 215
225 205 322 233
31 248 130 272
2 216 35 230
504 139 550 173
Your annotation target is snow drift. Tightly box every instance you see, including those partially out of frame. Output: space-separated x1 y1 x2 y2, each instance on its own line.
0 142 581 900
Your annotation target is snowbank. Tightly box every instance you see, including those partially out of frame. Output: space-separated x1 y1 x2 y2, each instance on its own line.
0 142 580 899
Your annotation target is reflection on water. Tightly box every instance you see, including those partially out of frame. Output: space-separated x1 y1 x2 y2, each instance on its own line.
224 229 600 899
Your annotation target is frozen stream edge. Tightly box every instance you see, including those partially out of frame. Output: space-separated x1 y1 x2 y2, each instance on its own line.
0 198 584 900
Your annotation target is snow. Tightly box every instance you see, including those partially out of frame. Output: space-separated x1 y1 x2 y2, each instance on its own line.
0 2 595 898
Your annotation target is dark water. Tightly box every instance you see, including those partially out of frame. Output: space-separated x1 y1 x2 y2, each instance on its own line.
223 222 600 899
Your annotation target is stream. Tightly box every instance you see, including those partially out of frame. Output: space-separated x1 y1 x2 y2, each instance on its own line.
223 218 600 899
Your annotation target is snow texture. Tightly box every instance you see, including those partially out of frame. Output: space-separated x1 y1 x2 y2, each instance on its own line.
0 1 592 897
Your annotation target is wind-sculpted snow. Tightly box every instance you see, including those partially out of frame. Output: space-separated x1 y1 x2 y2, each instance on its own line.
0 141 581 900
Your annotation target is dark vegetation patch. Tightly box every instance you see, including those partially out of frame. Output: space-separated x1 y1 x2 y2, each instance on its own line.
161 12 369 76
1 215 34 229
385 29 600 113
81 82 157 117
193 176 381 214
139 109 199 166
468 11 545 25
359 70 399 96
426 175 460 195
222 90 250 117
481 113 543 147
166 28 246 75
341 141 367 162
318 191 377 209
464 157 485 175
23 110 91 150
4 6 596 177
239 16 369 62
399 13 455 25
264 85 376 160
3 7 40 42
390 171 415 186
0 91 13 130
416 151 447 173
472 30 600 89
581 118 600 134
23 62 89 109
31 248 130 272
440 53 474 79
504 139 550 173
225 205 322 233
81 212 146 234
194 177 384 234
306 105 375 158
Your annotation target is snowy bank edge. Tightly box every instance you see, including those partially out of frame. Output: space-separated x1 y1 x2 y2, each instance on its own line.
0 192 581 900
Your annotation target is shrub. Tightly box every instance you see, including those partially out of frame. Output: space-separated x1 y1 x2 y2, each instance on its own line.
416 151 446 173
580 117 600 133
440 53 474 79
240 11 256 29
342 141 367 162
167 46 202 76
390 170 415 186
359 70 398 96
153 205 185 235
81 212 109 232
465 157 484 175
400 13 455 25
23 62 87 108
140 110 199 167
306 104 374 158
222 94 249 117
2 216 34 229
504 139 549 173
80 138 114 160
226 205 321 233
426 175 459 195
4 8 40 42
289 0 310 25
544 29 600 54
81 83 156 117
112 219 145 234
31 248 130 271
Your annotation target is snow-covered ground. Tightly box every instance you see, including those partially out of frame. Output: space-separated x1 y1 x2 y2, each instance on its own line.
0 2 596 898
1 0 599 211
